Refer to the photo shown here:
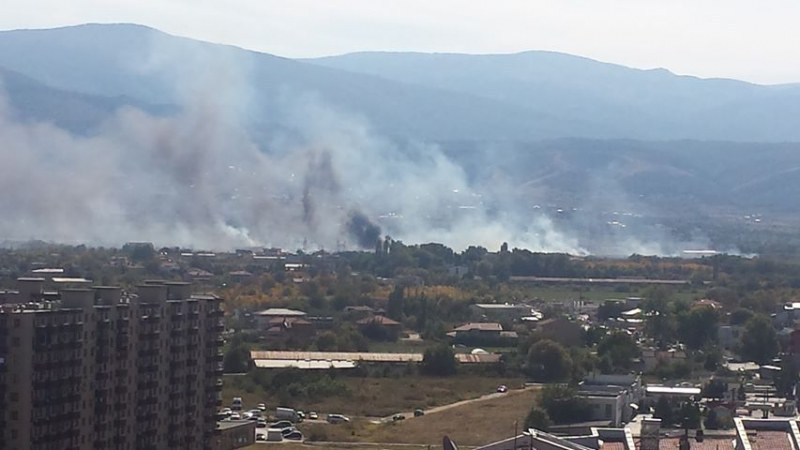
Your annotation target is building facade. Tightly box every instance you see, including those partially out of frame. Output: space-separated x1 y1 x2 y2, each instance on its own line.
0 278 224 450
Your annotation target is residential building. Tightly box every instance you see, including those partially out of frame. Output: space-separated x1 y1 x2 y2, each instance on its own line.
254 308 306 330
448 322 518 346
356 315 402 338
213 420 256 450
578 374 643 427
0 278 224 450
535 317 583 346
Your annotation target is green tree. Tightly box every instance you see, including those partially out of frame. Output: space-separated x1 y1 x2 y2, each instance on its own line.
421 344 457 376
678 306 719 350
387 286 405 320
597 331 640 373
223 335 251 373
740 315 778 364
524 405 552 431
653 396 674 426
525 339 573 382
539 385 591 424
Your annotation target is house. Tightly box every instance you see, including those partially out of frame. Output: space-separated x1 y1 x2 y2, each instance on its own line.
448 322 518 346
470 303 533 322
534 317 583 346
264 317 316 344
255 308 307 329
356 315 402 339
579 374 643 427
641 347 687 371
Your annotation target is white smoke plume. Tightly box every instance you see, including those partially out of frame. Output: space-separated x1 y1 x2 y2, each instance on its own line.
0 35 712 256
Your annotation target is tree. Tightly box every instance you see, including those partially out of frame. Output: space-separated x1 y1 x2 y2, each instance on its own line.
525 339 573 382
702 378 728 400
524 405 552 431
421 344 457 376
740 315 778 364
387 286 405 320
596 331 640 373
653 396 674 426
539 385 591 424
223 335 251 373
678 306 719 350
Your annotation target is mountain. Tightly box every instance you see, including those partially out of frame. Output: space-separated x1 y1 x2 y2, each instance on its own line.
0 66 168 133
1 24 799 141
308 51 800 142
0 24 580 141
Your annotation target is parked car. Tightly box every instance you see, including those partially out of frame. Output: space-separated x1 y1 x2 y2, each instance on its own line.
297 411 306 420
256 419 267 428
308 411 319 420
257 403 267 411
256 433 267 441
496 385 508 393
392 414 405 421
231 397 243 411
413 409 425 417
229 413 241 420
269 420 294 431
327 414 350 424
280 427 297 437
284 431 303 441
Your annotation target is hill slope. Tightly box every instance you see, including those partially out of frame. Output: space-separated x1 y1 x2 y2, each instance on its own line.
309 51 800 141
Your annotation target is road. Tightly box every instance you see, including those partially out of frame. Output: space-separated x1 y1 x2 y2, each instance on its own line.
371 385 536 424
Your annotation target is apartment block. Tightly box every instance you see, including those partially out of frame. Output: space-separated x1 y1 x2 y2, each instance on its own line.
0 278 224 450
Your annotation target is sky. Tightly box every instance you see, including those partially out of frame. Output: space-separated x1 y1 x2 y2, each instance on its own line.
1 0 799 84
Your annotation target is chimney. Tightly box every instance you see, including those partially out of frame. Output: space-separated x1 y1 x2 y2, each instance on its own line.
640 418 661 450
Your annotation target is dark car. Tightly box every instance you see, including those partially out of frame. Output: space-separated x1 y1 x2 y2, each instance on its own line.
392 414 405 421
284 431 303 441
413 409 425 417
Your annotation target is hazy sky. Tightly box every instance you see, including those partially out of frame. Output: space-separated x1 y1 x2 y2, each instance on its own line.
2 0 799 84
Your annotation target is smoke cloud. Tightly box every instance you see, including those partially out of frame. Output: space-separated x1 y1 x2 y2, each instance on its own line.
0 37 720 256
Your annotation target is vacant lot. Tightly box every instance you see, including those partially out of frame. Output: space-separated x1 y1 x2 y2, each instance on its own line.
223 375 525 418
297 387 537 447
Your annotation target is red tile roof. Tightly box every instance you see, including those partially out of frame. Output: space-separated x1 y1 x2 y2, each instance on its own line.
746 430 794 450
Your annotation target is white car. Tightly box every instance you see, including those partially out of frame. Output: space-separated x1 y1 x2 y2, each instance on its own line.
308 411 318 420
257 403 267 411
230 413 241 420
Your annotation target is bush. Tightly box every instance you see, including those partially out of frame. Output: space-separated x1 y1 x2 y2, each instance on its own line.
525 405 552 431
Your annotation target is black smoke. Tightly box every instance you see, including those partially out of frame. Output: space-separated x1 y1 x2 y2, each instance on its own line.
346 210 381 249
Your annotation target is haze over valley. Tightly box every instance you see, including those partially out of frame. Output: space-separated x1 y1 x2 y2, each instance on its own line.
0 24 798 256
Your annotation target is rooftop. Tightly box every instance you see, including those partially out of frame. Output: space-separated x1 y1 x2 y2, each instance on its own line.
256 308 307 317
453 322 503 332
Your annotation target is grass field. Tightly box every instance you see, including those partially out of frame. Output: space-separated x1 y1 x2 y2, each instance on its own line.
223 375 526 418
295 387 538 446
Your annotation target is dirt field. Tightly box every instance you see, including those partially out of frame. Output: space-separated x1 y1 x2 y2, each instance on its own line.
223 375 526 418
